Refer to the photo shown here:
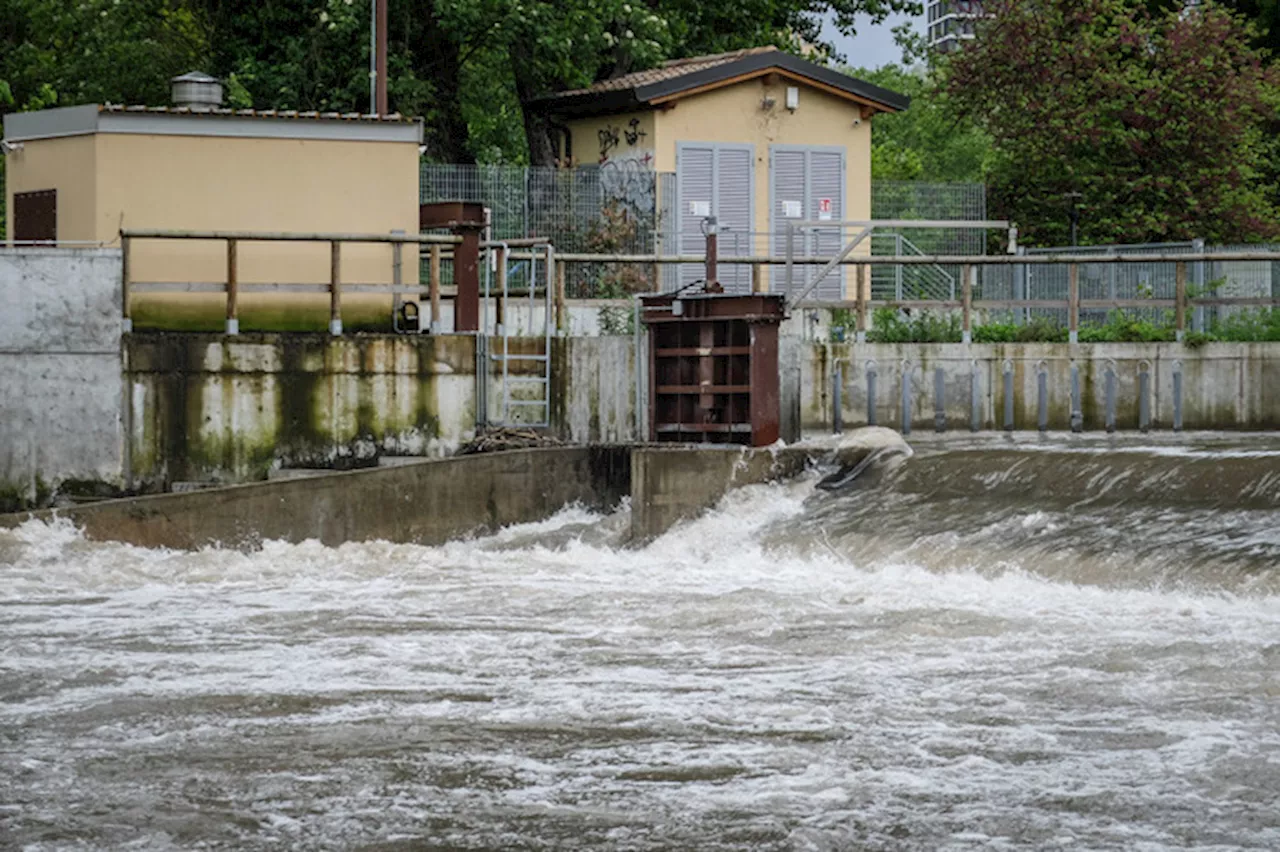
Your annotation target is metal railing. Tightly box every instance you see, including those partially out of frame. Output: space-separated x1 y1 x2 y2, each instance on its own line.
121 229 462 335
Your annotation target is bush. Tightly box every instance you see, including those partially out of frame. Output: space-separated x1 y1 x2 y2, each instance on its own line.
866 307 963 343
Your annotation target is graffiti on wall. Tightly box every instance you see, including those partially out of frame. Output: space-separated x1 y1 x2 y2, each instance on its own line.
600 157 656 215
598 117 650 164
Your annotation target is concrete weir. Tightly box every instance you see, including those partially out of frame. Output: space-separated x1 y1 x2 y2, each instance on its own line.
0 444 824 549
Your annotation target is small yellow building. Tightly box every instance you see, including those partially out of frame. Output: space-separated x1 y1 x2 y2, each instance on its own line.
2 82 423 330
533 47 908 298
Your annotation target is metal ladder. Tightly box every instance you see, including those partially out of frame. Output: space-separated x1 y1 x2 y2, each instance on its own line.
483 242 555 427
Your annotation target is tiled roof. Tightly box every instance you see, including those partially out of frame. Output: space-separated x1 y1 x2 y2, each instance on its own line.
550 47 782 98
99 103 417 123
531 46 909 114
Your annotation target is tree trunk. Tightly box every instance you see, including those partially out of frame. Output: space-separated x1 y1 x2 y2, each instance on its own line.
509 34 558 166
408 5 473 164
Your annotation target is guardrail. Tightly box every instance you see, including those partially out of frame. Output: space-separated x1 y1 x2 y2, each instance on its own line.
121 229 462 335
122 229 1280 340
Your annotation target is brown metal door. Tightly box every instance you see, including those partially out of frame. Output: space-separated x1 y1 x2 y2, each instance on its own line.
14 189 57 244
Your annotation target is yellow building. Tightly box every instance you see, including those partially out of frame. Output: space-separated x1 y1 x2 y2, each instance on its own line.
532 46 908 298
2 85 424 331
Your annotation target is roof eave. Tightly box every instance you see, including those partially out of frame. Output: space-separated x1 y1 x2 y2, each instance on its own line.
635 53 909 112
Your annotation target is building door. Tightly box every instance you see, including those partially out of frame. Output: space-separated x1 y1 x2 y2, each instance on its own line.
675 142 754 293
14 190 57 244
769 146 846 299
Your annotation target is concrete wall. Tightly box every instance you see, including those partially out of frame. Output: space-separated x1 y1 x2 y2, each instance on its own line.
565 111 656 168
3 135 97 242
1 443 816 549
126 333 480 488
801 343 1280 433
0 249 124 507
2 447 631 549
630 445 812 541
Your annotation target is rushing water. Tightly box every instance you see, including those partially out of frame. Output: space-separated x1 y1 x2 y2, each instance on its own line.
3 437 1280 850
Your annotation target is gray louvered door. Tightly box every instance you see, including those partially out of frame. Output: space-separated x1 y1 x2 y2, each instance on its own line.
771 149 807 292
676 142 755 291
809 149 845 299
716 146 754 294
769 146 846 299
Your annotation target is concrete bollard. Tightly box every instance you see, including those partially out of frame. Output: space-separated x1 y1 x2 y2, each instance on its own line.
1002 359 1014 432
866 360 878 428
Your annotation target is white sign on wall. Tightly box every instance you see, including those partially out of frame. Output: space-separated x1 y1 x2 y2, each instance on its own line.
782 200 802 219
689 200 711 217
818 198 833 221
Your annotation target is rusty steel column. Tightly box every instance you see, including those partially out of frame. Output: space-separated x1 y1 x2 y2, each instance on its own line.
420 202 485 332
329 241 342 336
225 238 239 335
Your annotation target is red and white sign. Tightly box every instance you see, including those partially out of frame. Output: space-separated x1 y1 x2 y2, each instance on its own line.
818 198 833 221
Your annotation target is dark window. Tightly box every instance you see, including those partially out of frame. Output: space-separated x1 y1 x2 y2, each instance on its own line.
14 189 57 244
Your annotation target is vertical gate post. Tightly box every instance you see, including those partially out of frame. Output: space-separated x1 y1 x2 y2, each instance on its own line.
429 245 442 334
961 263 973 344
121 235 133 333
1175 261 1187 342
329 241 342 336
225 238 239 335
1068 263 1080 344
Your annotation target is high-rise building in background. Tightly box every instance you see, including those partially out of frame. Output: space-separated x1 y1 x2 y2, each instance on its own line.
926 1 984 52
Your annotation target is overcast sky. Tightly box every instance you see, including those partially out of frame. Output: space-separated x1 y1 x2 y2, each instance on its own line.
820 9 920 70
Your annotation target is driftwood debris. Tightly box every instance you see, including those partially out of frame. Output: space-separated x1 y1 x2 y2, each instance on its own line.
456 427 563 456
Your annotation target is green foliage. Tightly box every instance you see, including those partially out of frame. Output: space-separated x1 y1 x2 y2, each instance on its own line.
945 0 1280 246
0 0 206 111
1 0 923 165
867 307 963 343
848 64 993 183
1210 306 1280 340
972 316 1069 343
1078 312 1179 343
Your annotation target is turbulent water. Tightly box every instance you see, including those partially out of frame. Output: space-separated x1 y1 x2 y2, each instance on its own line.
3 436 1280 850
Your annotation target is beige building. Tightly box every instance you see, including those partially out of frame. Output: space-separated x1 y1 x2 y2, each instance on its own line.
3 96 423 330
533 47 908 298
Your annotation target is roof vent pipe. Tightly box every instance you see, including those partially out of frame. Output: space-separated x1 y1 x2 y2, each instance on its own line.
171 72 224 112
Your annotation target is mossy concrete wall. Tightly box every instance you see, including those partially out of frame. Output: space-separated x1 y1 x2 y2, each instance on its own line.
802 343 1280 433
126 333 479 488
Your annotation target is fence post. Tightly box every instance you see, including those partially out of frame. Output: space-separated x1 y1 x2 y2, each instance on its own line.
1191 237 1206 332
651 257 661 293
429 245 442 334
961 263 972 344
1175 260 1187 342
855 264 868 343
494 244 507 334
225 238 239 335
555 260 567 336
121 235 132 333
1068 263 1080 344
329 241 342 336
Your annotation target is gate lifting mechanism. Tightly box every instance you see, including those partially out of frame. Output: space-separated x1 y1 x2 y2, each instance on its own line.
480 242 555 428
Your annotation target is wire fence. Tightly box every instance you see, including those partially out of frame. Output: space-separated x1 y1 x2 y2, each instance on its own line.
968 241 1280 329
420 165 989 298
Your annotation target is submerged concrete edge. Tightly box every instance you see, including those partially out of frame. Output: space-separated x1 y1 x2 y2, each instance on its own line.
0 444 820 550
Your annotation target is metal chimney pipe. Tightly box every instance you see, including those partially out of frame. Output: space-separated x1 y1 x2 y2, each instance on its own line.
376 0 388 114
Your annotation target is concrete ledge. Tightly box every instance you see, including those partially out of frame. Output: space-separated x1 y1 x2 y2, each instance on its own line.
630 445 812 542
1 446 631 550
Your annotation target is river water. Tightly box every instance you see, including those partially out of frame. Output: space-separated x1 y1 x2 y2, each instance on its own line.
3 436 1279 850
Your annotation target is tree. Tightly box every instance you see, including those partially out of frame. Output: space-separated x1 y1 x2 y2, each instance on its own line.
946 0 1280 246
0 0 205 113
847 64 992 182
